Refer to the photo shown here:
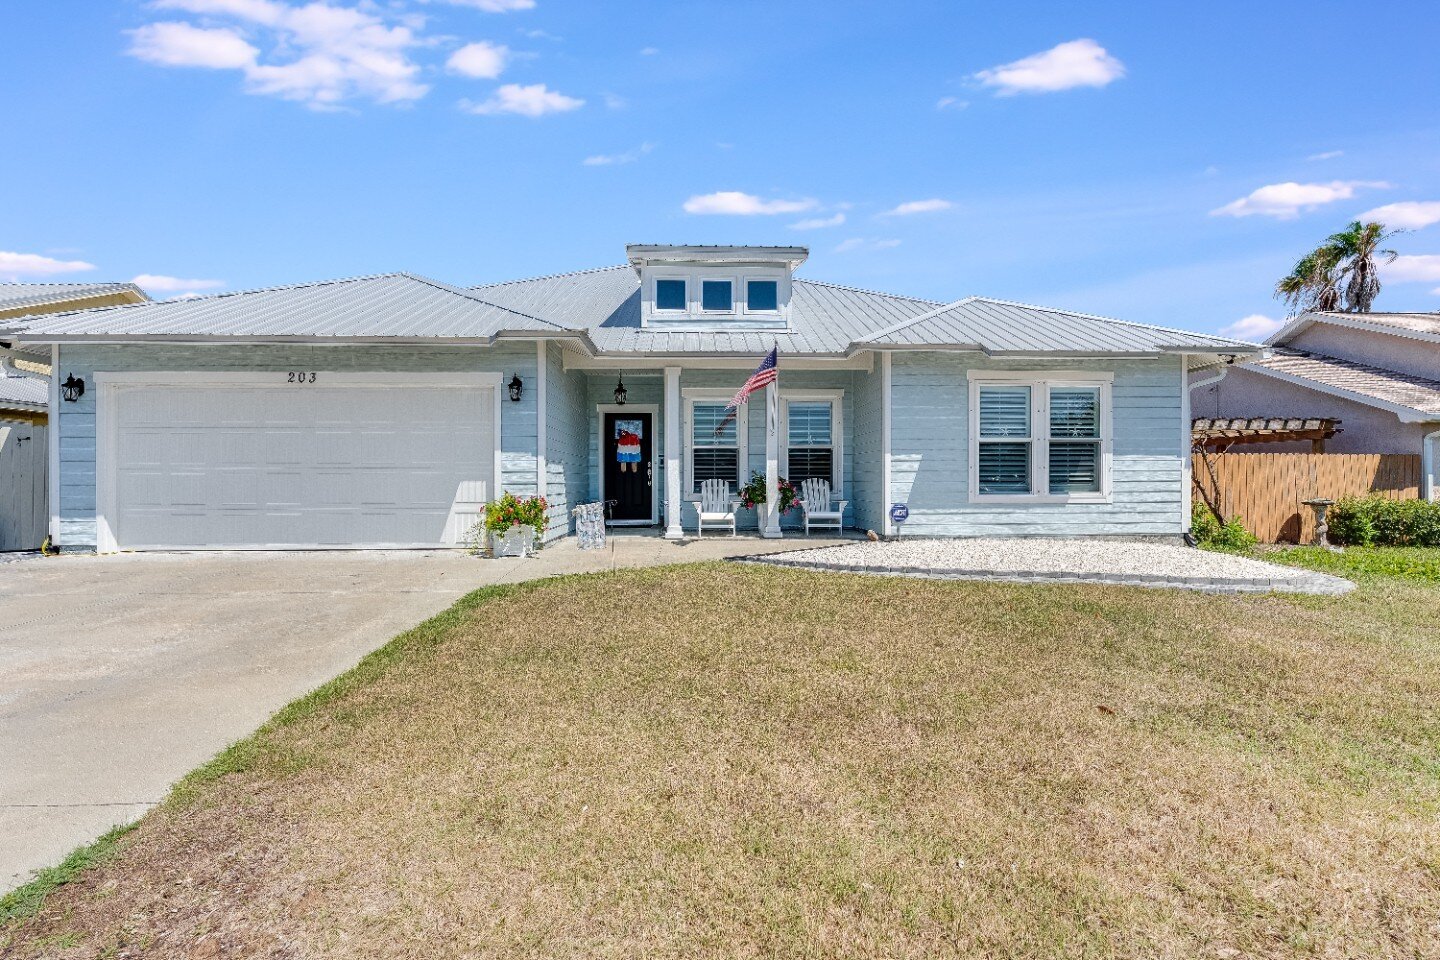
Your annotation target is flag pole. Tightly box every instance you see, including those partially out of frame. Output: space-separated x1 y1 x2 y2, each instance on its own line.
762 340 782 538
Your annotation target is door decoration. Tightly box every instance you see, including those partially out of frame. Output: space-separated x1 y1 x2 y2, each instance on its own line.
615 420 643 472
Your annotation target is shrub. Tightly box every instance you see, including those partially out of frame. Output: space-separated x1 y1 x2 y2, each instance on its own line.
1328 496 1440 547
1191 502 1258 551
484 492 549 538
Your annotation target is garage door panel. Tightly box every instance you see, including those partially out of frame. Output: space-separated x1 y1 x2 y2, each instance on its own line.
110 381 495 548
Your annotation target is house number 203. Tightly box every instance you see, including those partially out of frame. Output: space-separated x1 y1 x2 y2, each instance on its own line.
286 372 317 384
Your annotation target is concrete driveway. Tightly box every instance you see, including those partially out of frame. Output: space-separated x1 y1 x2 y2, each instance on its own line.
0 535 840 893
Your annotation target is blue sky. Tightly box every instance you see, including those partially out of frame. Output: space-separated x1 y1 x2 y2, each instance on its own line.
3 0 1439 338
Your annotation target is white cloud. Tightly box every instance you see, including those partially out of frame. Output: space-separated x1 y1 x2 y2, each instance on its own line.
1219 313 1285 341
127 22 259 69
0 251 97 279
582 142 654 166
1384 254 1440 283
1307 150 1344 161
835 238 901 253
446 41 508 79
974 39 1124 95
437 0 536 10
1358 201 1440 230
682 192 818 216
134 0 430 108
602 92 627 110
935 96 968 110
132 274 226 293
1211 180 1390 220
462 82 583 116
882 198 953 216
790 213 846 229
639 46 659 56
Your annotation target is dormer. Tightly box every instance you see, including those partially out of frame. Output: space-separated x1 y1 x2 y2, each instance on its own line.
626 244 807 330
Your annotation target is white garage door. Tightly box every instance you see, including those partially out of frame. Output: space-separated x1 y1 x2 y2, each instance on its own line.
99 373 498 550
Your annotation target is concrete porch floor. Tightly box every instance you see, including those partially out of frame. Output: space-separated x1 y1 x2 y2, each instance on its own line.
0 532 846 894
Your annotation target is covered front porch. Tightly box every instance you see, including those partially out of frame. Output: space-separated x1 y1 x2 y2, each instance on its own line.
544 350 881 540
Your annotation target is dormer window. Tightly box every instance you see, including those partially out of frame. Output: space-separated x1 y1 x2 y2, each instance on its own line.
746 279 779 313
701 279 733 312
656 278 687 312
627 244 806 329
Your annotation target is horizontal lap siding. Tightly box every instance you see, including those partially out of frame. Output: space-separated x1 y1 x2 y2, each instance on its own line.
56 343 538 548
545 345 589 541
890 353 1184 537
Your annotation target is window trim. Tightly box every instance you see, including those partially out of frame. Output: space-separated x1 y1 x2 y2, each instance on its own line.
966 371 1113 504
779 389 843 495
653 277 688 314
742 277 781 315
681 388 748 500
699 277 735 314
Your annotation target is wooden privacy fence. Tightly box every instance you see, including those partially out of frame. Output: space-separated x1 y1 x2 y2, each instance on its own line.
1193 452 1422 543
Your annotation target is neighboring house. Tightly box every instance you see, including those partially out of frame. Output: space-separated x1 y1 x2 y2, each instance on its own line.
2 245 1256 553
0 282 147 551
1191 310 1440 499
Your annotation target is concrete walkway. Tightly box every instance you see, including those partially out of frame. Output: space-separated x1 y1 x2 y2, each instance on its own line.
0 534 839 894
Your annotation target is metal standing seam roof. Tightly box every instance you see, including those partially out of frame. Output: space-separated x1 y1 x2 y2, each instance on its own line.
859 297 1261 355
8 264 1263 358
1248 347 1440 418
470 265 942 355
0 281 145 315
6 273 574 341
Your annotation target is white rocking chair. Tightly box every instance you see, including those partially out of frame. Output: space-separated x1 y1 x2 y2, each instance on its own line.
798 478 847 536
694 478 741 537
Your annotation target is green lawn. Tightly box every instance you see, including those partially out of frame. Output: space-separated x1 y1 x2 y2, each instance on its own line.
5 561 1440 958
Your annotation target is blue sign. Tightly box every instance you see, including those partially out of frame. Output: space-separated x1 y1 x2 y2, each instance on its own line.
889 503 909 523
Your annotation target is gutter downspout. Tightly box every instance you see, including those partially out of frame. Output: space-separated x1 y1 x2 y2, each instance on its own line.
1425 429 1440 503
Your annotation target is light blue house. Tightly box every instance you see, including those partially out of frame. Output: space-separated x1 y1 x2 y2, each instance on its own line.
3 245 1258 552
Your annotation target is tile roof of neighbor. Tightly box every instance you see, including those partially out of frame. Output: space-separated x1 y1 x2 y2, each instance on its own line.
5 273 569 340
1305 310 1440 339
9 264 1262 357
1249 347 1440 418
0 281 145 314
0 360 48 409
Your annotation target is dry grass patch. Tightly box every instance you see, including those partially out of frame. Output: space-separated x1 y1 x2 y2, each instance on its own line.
5 563 1440 958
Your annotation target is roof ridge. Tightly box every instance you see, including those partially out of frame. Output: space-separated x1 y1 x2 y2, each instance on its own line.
796 276 943 305
968 296 1259 346
398 272 576 331
5 273 425 326
472 264 631 289
855 296 980 344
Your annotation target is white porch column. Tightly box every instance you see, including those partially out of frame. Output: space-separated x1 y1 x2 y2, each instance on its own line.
664 365 684 539
47 344 60 547
762 382 782 538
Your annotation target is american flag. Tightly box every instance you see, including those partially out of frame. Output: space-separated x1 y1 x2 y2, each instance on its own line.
715 346 777 434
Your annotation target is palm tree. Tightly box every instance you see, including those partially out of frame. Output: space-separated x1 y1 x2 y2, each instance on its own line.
1276 246 1342 314
1274 220 1399 315
1326 220 1398 313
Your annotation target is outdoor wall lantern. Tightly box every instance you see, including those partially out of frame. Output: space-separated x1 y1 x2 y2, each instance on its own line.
508 374 523 402
613 375 627 405
60 374 86 403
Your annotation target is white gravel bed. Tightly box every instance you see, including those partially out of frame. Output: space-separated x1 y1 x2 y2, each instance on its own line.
752 538 1352 594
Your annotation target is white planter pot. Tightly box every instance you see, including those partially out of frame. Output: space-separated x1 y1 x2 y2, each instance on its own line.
492 524 536 558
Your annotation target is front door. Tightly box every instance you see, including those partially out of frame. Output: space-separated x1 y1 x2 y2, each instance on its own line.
603 412 654 523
